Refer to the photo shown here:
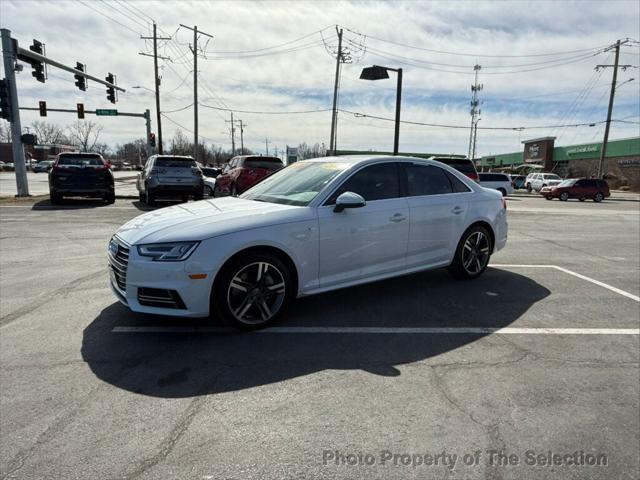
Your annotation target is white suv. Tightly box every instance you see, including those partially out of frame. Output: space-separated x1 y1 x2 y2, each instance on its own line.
478 173 513 196
525 172 562 192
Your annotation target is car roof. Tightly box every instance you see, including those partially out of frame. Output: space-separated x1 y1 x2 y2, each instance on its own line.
303 154 463 168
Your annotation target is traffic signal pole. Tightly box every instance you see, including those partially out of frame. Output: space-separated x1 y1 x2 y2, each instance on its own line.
1 28 29 196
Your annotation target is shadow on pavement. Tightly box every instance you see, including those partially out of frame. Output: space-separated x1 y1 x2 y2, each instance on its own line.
82 267 550 398
31 198 109 210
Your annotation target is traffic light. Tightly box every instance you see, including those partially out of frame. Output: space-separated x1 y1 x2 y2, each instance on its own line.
29 40 46 83
39 100 47 117
0 79 11 122
74 62 86 91
105 73 116 104
149 133 156 148
77 103 85 119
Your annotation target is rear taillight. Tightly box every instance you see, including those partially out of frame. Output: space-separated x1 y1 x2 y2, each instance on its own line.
467 172 479 182
501 197 507 210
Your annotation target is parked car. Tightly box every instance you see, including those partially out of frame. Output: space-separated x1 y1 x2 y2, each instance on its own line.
108 155 508 329
478 172 513 196
509 174 526 190
541 178 610 202
0 161 5 170
49 152 115 204
137 155 204 205
33 160 54 173
3 162 15 171
430 156 479 182
213 155 284 197
525 172 562 192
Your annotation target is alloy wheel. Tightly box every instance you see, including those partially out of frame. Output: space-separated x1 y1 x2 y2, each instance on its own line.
227 261 286 325
461 231 490 275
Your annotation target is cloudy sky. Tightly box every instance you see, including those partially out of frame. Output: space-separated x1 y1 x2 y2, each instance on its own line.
2 0 639 157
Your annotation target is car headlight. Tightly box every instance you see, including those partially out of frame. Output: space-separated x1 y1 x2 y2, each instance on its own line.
137 241 199 261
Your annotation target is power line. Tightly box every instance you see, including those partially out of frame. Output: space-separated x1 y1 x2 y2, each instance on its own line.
98 0 148 30
162 103 193 114
76 0 145 37
344 26 610 58
201 103 333 115
337 108 632 131
202 26 332 54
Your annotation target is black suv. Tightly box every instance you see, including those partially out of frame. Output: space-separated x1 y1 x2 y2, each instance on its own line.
49 152 115 204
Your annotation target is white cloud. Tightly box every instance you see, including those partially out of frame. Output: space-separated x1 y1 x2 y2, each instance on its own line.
1 0 639 157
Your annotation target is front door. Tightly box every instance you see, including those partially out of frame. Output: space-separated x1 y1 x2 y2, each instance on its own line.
317 162 409 288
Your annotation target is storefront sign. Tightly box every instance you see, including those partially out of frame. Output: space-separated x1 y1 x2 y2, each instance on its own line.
617 158 640 167
566 145 599 155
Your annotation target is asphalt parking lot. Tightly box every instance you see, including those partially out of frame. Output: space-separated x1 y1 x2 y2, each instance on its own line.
1 195 638 480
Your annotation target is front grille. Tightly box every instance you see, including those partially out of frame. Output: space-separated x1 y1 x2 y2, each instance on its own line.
138 288 186 309
108 236 130 293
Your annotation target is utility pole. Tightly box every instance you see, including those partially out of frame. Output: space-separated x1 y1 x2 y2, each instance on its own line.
180 24 213 162
329 27 344 155
472 118 481 161
140 24 170 155
595 39 631 178
235 119 245 154
468 64 482 160
1 28 28 196
225 112 236 155
265 138 270 156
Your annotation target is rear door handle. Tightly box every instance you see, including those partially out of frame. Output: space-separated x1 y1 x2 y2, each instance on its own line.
451 206 464 215
389 213 407 223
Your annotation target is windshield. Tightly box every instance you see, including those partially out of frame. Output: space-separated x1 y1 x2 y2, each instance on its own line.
155 158 197 168
241 161 350 206
558 179 577 187
544 174 561 180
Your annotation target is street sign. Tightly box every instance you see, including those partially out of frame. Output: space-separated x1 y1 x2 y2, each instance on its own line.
95 109 118 116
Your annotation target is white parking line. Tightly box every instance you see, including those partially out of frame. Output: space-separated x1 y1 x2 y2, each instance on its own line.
491 264 640 302
112 326 640 335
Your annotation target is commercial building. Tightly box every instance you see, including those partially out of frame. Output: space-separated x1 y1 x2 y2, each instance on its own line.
478 136 640 190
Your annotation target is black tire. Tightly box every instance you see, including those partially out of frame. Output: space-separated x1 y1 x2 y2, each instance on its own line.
194 189 204 201
545 196 553 200
230 183 238 197
138 190 144 202
594 192 604 203
559 192 569 201
145 186 155 206
50 191 63 205
212 251 293 330
181 195 189 203
448 225 492 280
579 197 585 202
105 192 116 204
204 185 214 197
526 183 532 193
497 188 507 197
213 184 222 198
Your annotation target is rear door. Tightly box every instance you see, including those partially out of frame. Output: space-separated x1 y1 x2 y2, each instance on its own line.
404 163 471 267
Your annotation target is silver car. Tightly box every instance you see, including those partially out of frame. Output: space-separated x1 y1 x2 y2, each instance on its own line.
137 155 204 205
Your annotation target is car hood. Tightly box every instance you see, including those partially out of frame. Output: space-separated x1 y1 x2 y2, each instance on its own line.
114 197 311 245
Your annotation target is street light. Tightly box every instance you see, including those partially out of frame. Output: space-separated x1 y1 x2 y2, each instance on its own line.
360 65 403 155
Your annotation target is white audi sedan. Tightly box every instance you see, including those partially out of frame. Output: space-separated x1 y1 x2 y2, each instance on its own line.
109 155 508 329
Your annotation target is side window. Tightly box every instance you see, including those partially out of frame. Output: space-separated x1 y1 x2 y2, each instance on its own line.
326 163 400 204
406 164 453 196
445 171 471 193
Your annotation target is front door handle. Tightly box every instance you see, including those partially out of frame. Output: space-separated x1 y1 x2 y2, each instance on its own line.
451 206 464 215
389 213 407 223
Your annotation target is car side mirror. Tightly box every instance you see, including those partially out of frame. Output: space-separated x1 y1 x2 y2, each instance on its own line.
334 191 366 213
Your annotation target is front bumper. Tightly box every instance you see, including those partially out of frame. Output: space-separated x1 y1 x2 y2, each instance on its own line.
108 237 213 318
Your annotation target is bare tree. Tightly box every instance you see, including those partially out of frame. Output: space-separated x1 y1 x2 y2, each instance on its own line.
297 142 327 160
0 122 11 143
30 121 69 145
67 121 104 152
